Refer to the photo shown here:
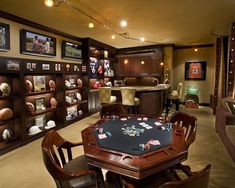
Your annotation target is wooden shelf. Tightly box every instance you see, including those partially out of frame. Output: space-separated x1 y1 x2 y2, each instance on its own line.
0 95 20 100
25 108 56 118
25 90 54 96
0 117 20 126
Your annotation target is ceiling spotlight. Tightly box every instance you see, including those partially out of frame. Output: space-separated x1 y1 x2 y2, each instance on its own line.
124 59 128 64
160 62 164 66
140 37 145 42
88 21 94 28
111 35 116 39
120 20 127 27
194 48 198 52
141 60 145 65
44 0 54 7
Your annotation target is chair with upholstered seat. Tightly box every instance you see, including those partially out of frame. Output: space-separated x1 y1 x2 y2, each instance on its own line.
98 87 117 104
99 103 127 118
168 111 197 148
41 130 104 188
166 82 183 116
159 164 211 188
121 88 140 114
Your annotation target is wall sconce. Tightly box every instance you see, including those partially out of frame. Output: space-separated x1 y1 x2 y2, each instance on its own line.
160 62 164 66
124 59 128 64
141 60 145 65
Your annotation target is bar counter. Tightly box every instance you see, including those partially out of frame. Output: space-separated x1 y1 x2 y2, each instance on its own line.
91 84 170 116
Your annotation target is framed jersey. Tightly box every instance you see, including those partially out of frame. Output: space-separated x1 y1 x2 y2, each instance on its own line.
185 61 206 80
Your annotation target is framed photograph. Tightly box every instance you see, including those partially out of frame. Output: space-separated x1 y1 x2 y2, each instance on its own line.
32 63 36 69
35 97 46 111
26 62 32 70
42 63 50 70
74 65 79 72
66 105 78 121
35 115 45 127
62 40 82 60
33 76 46 92
185 61 206 80
20 29 56 57
55 63 61 71
0 22 10 51
6 60 20 70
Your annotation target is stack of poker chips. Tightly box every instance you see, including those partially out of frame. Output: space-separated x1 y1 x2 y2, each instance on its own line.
139 142 150 151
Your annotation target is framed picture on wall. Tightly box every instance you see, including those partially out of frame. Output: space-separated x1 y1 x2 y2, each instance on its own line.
0 22 10 51
185 61 207 80
62 40 82 60
20 29 56 57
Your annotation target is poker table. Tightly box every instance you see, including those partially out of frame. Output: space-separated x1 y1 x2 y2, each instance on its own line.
81 115 188 180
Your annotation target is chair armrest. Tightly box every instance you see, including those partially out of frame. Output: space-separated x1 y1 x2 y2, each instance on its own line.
68 169 97 178
62 141 83 149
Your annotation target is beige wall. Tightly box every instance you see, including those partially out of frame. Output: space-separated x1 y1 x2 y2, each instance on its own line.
163 46 173 84
173 47 215 104
0 18 82 64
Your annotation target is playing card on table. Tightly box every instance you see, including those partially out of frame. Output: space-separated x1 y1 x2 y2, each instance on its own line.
154 122 162 126
98 134 107 139
137 118 142 121
145 126 153 129
120 118 127 121
143 117 148 121
149 139 161 145
139 122 147 126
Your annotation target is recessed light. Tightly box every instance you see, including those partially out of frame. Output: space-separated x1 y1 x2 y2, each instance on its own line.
124 59 128 64
160 62 164 66
88 22 94 28
140 37 145 42
120 20 127 27
111 35 116 39
194 48 198 52
141 60 145 65
44 0 54 7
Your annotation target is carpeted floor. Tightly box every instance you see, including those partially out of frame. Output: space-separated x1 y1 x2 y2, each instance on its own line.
0 106 234 188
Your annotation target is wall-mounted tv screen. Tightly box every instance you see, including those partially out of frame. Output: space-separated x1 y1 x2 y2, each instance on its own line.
62 40 82 60
185 61 207 80
20 29 56 57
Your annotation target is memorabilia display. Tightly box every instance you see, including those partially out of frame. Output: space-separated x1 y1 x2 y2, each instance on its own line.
35 115 45 127
0 82 11 96
28 125 42 135
78 110 83 115
55 63 61 71
33 76 46 92
65 96 72 104
185 61 207 80
48 80 56 91
62 40 82 60
81 65 87 73
76 92 81 101
74 65 79 71
25 80 33 93
77 78 83 87
104 50 109 58
65 64 70 71
25 102 35 114
103 59 114 77
90 57 98 77
0 108 13 121
65 80 71 88
2 129 13 143
45 120 56 129
42 64 50 70
50 97 57 109
66 106 78 121
20 29 56 57
35 97 46 111
6 60 20 71
0 22 10 51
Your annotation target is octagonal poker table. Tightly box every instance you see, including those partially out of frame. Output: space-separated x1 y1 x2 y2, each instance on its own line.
81 115 188 180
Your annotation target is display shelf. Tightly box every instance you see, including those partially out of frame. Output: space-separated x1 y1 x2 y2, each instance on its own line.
0 117 20 126
25 108 56 118
25 90 54 96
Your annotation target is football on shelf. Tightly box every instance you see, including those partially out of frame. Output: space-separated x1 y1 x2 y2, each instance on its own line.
0 83 11 96
77 78 83 87
50 97 57 109
25 102 35 114
0 108 13 121
2 129 14 143
25 80 33 93
48 80 56 91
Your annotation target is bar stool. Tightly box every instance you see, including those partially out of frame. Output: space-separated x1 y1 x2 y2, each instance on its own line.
98 87 117 104
121 88 140 114
166 82 183 117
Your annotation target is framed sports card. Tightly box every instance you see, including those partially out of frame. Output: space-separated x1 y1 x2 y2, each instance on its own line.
185 61 206 80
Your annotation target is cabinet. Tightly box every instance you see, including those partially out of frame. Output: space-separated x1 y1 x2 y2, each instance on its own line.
83 38 117 113
0 57 89 155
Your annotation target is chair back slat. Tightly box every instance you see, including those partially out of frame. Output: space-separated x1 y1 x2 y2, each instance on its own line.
169 111 197 147
57 147 67 166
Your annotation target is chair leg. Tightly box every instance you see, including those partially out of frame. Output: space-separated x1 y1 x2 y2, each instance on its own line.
175 99 179 111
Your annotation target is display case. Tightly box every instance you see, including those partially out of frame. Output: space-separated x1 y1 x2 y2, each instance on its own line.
0 57 89 155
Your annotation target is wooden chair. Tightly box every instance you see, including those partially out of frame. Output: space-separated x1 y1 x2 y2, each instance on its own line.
121 88 140 114
168 111 197 148
159 164 211 188
98 87 117 104
41 130 104 188
99 103 127 118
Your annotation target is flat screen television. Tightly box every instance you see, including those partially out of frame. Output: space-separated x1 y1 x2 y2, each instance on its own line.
20 29 56 57
62 40 82 60
185 61 206 80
